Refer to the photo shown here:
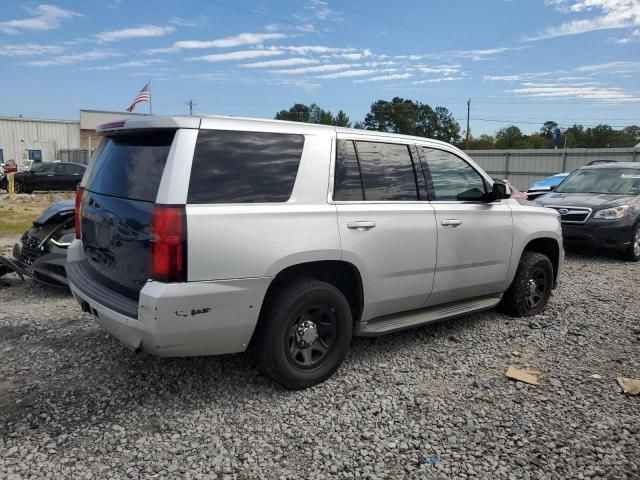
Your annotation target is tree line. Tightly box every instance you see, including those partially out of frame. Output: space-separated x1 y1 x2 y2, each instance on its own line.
274 98 640 149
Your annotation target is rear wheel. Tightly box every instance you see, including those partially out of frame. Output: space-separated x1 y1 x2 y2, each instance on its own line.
252 278 352 390
14 182 23 194
622 223 640 262
499 251 553 317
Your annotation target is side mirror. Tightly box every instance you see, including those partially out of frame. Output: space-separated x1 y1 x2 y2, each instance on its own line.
487 181 511 202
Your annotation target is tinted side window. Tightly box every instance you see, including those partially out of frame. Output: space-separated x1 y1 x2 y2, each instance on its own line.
334 140 363 201
423 148 486 201
33 163 55 174
55 164 74 174
356 141 418 201
188 130 304 204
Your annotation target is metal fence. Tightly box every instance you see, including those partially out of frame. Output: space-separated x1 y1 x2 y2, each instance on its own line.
465 147 640 191
58 149 89 165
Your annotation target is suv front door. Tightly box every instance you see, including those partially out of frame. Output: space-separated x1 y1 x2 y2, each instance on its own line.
420 147 513 306
334 137 437 320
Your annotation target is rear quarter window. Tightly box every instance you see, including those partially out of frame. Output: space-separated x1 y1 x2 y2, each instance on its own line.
188 130 305 204
86 130 175 202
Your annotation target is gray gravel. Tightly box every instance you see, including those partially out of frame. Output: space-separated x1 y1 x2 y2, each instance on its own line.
1 251 639 479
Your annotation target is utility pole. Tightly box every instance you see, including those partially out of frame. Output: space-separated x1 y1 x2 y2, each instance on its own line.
466 98 471 150
186 99 197 115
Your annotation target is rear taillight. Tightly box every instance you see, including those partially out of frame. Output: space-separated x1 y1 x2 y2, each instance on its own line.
74 187 84 239
150 206 186 282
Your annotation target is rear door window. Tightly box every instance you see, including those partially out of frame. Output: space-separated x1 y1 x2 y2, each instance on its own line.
188 130 305 204
355 141 418 201
334 140 364 201
86 130 175 202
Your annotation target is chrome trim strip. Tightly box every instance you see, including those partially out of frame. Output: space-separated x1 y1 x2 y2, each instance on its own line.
546 205 593 224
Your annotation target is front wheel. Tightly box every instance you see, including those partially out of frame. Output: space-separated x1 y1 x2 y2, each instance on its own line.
622 224 640 262
14 182 23 194
252 278 353 390
499 251 554 317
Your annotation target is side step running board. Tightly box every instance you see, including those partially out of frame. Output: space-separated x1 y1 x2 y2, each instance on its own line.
358 295 502 336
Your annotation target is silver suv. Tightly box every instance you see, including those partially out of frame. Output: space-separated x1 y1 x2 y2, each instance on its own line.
67 115 563 389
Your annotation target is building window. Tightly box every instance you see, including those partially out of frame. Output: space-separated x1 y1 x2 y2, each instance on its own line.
0 149 4 163
28 149 42 161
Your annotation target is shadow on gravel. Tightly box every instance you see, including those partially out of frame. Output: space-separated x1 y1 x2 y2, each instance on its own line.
564 248 627 263
0 308 498 439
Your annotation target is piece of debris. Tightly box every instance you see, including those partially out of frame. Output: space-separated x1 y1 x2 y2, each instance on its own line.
506 366 540 385
617 377 640 395
591 374 603 379
511 351 522 357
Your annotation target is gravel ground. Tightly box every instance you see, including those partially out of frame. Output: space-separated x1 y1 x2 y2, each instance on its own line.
0 252 639 479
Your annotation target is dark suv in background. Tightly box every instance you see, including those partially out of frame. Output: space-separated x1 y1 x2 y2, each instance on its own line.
1 162 86 193
537 162 640 261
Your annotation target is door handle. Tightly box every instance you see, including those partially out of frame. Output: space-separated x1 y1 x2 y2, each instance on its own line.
347 221 376 230
441 219 462 227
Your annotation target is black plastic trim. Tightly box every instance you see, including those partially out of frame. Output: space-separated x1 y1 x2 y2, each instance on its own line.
67 260 139 319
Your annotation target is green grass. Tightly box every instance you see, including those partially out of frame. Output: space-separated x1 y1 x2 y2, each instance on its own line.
0 211 34 236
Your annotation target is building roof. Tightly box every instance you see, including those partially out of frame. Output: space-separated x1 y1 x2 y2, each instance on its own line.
0 115 78 124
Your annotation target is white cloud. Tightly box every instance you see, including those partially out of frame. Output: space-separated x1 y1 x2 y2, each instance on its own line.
416 65 461 75
506 81 640 102
483 74 524 81
575 60 640 73
0 43 64 57
95 25 175 43
26 49 122 66
306 0 344 22
189 49 284 62
531 0 640 40
148 32 287 53
0 4 81 34
271 63 355 74
319 68 395 79
353 73 412 83
336 49 372 60
85 59 166 71
177 32 286 49
241 57 320 68
410 77 464 84
423 47 513 61
181 72 228 81
276 45 357 54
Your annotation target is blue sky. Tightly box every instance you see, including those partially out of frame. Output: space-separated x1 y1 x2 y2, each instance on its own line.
1 0 639 135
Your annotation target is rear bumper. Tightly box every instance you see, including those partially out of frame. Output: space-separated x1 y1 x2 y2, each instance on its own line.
561 219 634 251
67 240 272 357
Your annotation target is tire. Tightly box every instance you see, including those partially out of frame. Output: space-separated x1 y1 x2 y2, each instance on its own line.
499 251 554 317
622 223 640 262
252 278 353 390
14 182 23 194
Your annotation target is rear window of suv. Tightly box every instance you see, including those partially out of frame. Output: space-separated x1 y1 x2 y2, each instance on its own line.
86 130 176 202
188 130 305 204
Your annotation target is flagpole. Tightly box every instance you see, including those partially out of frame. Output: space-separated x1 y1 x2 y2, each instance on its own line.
148 78 153 115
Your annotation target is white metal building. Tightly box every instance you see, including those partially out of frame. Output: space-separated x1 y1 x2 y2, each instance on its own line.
0 110 147 168
0 116 80 167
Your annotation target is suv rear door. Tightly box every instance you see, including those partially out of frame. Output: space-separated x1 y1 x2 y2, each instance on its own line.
334 136 437 320
419 146 512 305
79 130 176 301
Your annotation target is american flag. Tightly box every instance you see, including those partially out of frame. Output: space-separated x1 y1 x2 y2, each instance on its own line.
126 82 150 112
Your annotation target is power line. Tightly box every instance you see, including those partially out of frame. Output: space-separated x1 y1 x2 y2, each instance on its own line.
319 0 562 72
